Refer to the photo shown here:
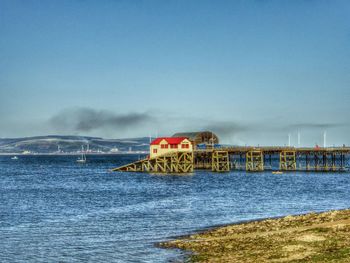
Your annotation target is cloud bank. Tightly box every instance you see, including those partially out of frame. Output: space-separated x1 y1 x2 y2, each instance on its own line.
45 108 350 146
49 108 154 133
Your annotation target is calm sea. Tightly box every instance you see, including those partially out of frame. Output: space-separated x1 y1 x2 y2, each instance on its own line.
1 155 350 262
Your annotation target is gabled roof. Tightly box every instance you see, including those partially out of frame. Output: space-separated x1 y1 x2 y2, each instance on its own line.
150 137 188 145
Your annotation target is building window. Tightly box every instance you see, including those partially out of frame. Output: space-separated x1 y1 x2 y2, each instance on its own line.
161 144 168 149
170 144 178 149
153 149 157 153
181 144 189 149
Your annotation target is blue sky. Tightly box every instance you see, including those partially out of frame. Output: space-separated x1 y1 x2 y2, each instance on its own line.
1 0 349 145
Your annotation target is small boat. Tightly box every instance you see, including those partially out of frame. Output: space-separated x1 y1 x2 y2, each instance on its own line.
11 156 18 160
76 146 86 163
272 171 283 175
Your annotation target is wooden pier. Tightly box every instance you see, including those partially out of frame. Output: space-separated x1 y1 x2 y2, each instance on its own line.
112 146 350 173
195 146 350 172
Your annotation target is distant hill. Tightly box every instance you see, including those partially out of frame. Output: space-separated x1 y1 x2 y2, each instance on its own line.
0 135 150 154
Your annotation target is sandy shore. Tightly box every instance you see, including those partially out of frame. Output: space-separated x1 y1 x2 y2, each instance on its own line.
159 209 350 262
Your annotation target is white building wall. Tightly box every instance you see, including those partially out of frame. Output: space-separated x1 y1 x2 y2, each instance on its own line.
150 138 193 158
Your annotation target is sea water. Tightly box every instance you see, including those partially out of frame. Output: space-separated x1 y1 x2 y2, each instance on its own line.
1 155 350 262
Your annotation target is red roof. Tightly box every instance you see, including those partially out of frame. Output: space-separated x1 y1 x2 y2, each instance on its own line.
150 137 188 145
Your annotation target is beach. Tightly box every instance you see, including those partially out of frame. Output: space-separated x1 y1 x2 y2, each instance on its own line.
160 209 350 262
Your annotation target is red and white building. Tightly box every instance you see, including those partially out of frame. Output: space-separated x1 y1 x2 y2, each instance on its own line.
150 137 193 158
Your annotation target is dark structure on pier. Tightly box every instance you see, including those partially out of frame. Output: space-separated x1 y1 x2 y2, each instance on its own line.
172 131 219 147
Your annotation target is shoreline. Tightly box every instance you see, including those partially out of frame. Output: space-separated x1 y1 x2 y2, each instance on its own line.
158 209 350 243
159 209 350 262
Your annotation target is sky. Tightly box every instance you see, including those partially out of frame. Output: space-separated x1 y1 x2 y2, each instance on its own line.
0 0 349 146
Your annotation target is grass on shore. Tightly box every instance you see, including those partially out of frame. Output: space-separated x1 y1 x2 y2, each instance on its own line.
159 209 350 262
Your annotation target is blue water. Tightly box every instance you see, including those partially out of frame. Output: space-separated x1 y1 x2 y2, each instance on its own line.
1 155 350 262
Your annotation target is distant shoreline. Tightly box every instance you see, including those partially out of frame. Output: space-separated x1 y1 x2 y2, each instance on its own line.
160 209 350 262
0 152 148 156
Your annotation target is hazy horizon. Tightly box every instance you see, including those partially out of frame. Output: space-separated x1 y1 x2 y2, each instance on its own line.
1 1 350 146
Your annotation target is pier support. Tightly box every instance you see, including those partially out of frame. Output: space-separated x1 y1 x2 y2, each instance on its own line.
301 152 347 171
279 151 296 171
194 151 212 169
171 152 194 173
113 152 193 173
154 155 172 173
246 151 264 172
212 151 230 172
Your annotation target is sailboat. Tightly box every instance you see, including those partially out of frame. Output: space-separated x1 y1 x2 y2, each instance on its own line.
11 156 19 160
76 145 86 163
